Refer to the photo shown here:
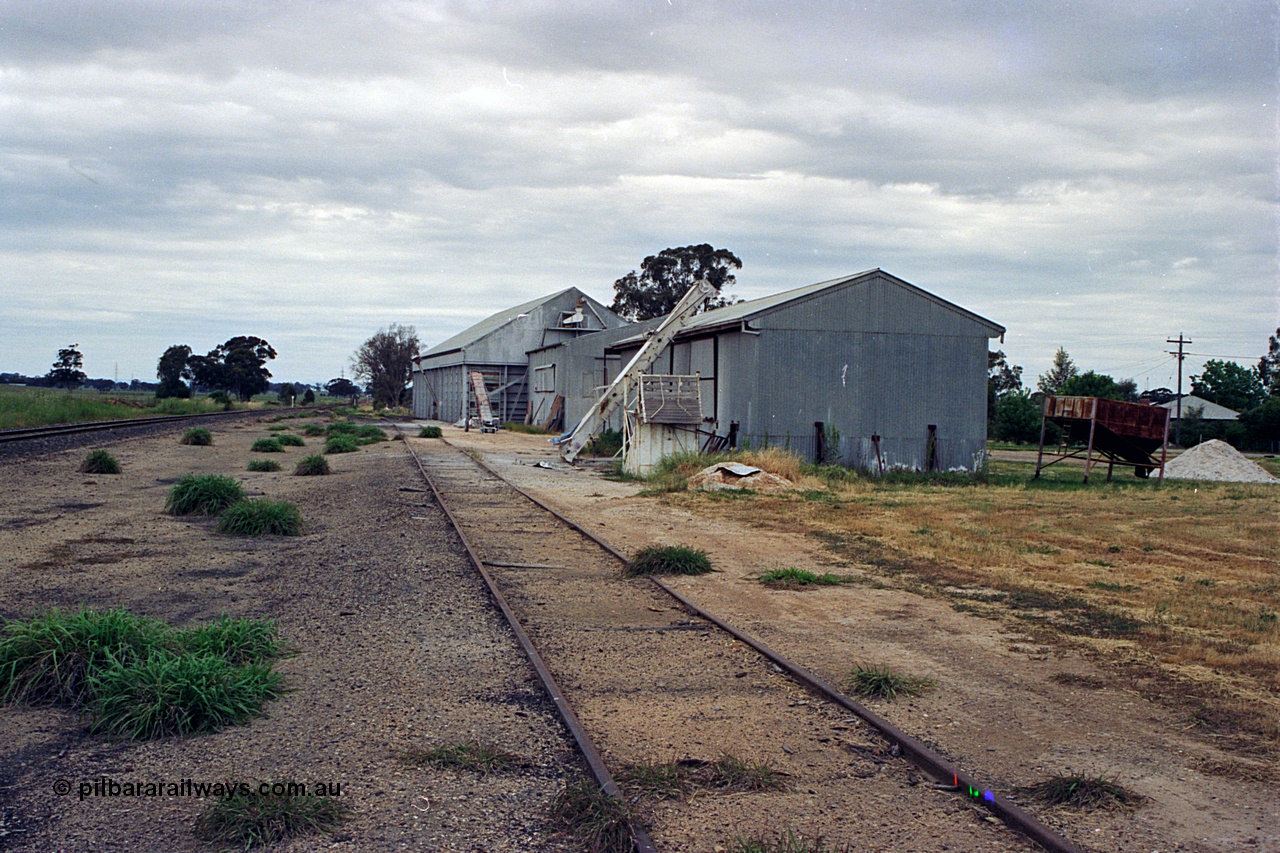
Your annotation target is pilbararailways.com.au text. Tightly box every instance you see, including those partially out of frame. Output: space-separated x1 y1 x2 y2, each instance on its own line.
54 777 343 801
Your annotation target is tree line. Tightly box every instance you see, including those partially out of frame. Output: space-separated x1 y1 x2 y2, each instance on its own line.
989 332 1280 450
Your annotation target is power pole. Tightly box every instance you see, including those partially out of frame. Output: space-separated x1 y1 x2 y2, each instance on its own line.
1166 334 1192 446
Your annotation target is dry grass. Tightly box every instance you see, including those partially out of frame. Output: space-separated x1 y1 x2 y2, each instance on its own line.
652 458 1280 751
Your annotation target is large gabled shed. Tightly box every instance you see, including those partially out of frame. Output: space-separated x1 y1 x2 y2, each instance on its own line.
412 287 624 423
601 268 1004 472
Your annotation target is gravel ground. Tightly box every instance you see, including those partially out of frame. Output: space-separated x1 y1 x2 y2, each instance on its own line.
0 415 582 852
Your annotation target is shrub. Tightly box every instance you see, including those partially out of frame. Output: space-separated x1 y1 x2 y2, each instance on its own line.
294 455 330 476
418 425 443 438
251 438 283 453
79 449 121 474
165 474 245 516
302 424 326 436
276 434 305 447
88 651 283 739
196 788 346 848
216 499 302 537
208 391 233 410
624 545 713 577
354 425 386 443
246 460 282 472
324 435 360 454
325 421 360 436
181 427 213 446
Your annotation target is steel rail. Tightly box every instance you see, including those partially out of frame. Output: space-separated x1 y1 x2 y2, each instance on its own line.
448 439 1086 853
0 406 281 444
397 430 657 853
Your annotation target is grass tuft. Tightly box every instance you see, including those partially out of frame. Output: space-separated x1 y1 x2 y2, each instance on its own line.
418 425 443 438
734 830 851 853
624 545 712 577
250 437 283 453
759 568 854 589
402 740 518 774
325 420 359 435
619 754 788 800
302 423 326 436
180 426 213 446
294 454 331 476
246 460 281 472
216 499 303 536
165 474 245 516
548 781 634 853
354 424 387 443
79 449 121 474
88 651 283 739
276 433 305 447
733 830 853 853
1021 772 1144 811
0 610 287 739
843 663 932 701
196 789 347 849
324 435 360 454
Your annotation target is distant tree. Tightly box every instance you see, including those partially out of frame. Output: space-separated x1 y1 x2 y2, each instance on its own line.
302 388 316 405
155 344 193 399
1191 359 1266 413
350 324 420 409
1115 378 1139 403
277 382 297 403
1258 328 1280 396
1060 370 1122 400
1141 387 1176 405
48 344 87 389
189 336 277 402
610 244 743 321
988 351 1024 397
325 377 361 401
1036 347 1079 395
1239 396 1280 450
993 391 1042 444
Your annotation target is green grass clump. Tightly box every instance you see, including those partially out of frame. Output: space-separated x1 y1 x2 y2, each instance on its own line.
216 499 303 536
276 433 305 447
843 663 932 701
294 455 331 476
246 460 282 472
354 424 386 443
624 545 712 577
266 425 288 432
324 435 360 454
418 425 443 438
548 781 634 853
502 421 554 435
79 449 121 474
196 789 347 849
403 740 519 774
325 420 360 436
181 426 213 446
302 423 326 436
759 568 853 589
88 651 283 739
0 608 170 706
251 437 283 453
1021 773 1144 811
165 474 245 516
0 610 287 739
733 830 852 853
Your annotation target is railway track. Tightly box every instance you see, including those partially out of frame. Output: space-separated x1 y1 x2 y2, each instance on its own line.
401 433 1085 853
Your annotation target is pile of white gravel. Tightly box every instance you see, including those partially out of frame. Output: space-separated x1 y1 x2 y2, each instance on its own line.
1163 439 1278 484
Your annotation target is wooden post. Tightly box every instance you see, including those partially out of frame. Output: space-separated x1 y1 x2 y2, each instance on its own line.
1082 398 1098 484
1034 397 1050 479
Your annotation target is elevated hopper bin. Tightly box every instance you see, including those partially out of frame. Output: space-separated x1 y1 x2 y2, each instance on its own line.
1034 396 1170 483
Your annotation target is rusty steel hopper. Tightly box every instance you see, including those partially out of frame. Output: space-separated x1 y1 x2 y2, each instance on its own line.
1034 395 1171 483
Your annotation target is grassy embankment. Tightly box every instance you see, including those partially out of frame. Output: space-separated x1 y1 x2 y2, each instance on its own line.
639 450 1280 755
0 386 229 430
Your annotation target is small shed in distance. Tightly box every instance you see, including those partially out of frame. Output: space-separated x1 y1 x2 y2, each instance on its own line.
412 288 625 424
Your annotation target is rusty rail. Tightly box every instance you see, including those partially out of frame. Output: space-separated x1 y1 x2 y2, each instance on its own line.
450 439 1087 853
399 431 656 853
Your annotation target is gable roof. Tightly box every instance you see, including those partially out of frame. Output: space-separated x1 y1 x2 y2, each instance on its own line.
1157 395 1240 420
610 268 1004 347
421 287 605 358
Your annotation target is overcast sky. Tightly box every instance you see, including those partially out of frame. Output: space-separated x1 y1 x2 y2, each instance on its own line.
2 1 1276 390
